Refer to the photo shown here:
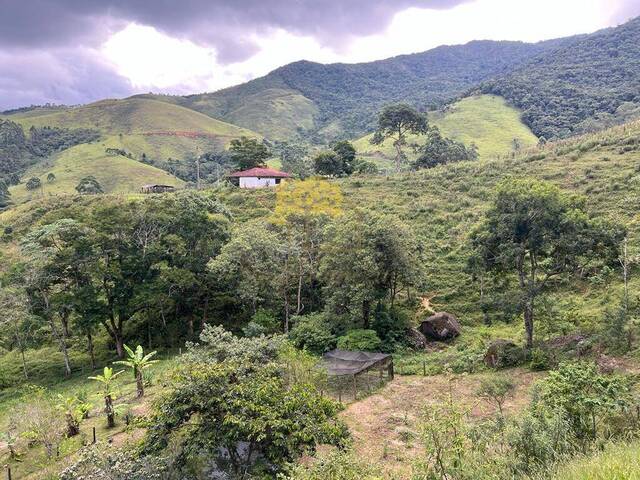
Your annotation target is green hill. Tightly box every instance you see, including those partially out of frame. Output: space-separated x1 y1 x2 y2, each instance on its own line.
7 97 260 164
352 94 538 168
481 16 640 140
8 142 184 205
143 39 568 141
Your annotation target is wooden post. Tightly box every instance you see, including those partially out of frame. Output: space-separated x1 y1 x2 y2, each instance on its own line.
423 360 426 376
388 361 394 380
5 465 11 480
352 374 357 400
92 426 96 444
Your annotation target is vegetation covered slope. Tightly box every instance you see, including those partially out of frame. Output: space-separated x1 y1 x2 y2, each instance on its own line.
8 142 184 204
480 16 640 140
353 94 538 167
4 97 261 170
145 39 568 141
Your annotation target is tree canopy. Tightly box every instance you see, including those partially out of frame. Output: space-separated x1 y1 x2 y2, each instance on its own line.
228 136 271 170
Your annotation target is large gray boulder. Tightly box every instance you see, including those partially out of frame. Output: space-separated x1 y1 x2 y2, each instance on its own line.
419 312 461 341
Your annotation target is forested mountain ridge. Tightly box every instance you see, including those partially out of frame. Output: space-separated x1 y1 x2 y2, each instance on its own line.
142 38 570 141
480 16 640 140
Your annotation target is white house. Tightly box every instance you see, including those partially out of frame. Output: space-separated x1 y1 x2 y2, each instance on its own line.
228 167 291 189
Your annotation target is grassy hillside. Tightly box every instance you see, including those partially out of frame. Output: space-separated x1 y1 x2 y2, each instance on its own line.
6 97 261 168
8 142 184 205
353 94 538 168
550 442 640 480
145 39 569 141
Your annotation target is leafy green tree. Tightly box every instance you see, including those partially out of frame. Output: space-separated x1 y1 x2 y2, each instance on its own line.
538 362 632 440
0 178 10 209
288 314 336 354
337 329 382 352
143 326 348 477
471 179 623 348
313 151 343 176
371 104 428 172
413 127 478 169
275 141 311 178
320 210 423 328
331 140 356 173
115 345 158 398
75 175 103 194
89 367 124 428
228 136 270 170
25 176 41 190
477 375 515 416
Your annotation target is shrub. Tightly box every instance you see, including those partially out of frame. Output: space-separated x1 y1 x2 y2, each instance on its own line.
371 305 410 352
529 348 552 371
337 329 382 352
288 314 336 355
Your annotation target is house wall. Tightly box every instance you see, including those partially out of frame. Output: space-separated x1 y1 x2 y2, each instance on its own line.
239 177 278 189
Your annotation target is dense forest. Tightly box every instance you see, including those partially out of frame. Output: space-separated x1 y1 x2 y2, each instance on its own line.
481 16 640 140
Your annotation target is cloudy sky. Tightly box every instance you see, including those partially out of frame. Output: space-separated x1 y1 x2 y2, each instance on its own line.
1 0 639 110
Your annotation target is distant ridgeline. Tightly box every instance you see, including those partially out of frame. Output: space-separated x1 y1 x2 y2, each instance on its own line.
480 16 640 140
0 119 100 185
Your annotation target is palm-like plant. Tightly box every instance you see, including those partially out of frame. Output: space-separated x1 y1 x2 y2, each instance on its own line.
89 367 123 428
115 344 158 398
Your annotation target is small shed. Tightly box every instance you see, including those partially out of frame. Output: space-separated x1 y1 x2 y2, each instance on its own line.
141 184 176 194
227 167 291 189
321 349 394 401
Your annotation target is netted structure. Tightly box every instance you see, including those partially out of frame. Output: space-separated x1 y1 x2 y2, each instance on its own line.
321 350 394 401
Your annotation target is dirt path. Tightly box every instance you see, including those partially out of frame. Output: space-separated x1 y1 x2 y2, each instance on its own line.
340 369 543 479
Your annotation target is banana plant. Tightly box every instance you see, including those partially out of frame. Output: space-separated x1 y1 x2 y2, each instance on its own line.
89 367 123 428
115 345 158 398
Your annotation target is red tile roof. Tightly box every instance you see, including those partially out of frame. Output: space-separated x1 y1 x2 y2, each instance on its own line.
228 167 292 178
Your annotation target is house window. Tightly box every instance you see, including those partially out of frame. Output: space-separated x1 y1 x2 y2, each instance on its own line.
275 178 281 184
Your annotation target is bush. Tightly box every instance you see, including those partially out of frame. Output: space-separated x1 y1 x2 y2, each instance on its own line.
337 329 382 352
529 348 551 371
288 314 336 355
371 305 410 352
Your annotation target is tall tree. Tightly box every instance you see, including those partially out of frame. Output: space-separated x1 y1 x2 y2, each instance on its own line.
228 136 270 170
471 179 624 348
320 210 423 328
371 104 428 172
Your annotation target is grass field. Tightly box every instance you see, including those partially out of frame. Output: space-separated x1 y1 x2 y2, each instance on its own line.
353 94 538 168
7 142 184 205
549 442 640 480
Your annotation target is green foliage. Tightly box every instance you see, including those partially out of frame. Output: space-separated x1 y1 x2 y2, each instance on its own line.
371 104 429 171
75 175 103 194
336 329 382 352
114 344 158 398
472 178 624 347
25 176 41 190
413 126 478 169
477 375 515 415
481 17 640 139
229 135 271 170
320 210 423 328
537 361 634 440
283 448 383 480
288 314 337 355
144 326 348 477
60 444 169 480
550 441 640 480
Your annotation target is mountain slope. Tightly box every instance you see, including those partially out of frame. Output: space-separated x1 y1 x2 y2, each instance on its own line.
145 39 569 141
353 94 538 167
5 97 261 175
480 16 640 140
8 142 184 205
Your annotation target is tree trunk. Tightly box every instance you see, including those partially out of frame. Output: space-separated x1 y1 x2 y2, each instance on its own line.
136 369 144 398
524 299 534 349
49 317 72 377
105 395 115 428
362 300 371 329
87 331 96 370
115 334 125 359
187 315 194 339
